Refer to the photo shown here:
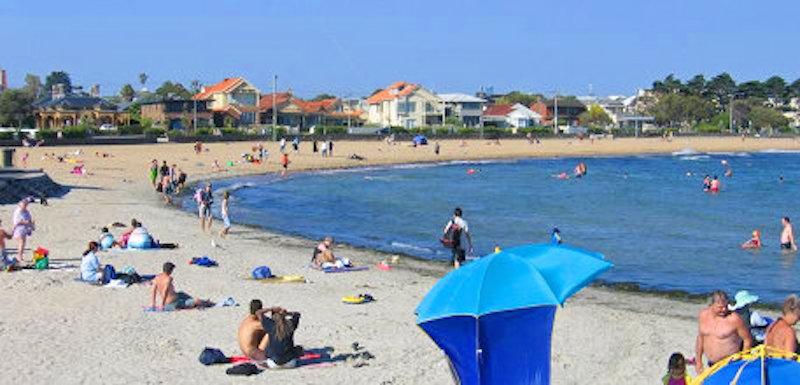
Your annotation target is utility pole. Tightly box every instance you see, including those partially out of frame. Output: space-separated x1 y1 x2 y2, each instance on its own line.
271 75 278 141
729 94 734 134
553 93 559 135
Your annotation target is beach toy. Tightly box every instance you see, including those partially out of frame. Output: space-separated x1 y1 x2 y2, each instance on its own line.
227 161 235 167
342 294 375 304
190 256 218 267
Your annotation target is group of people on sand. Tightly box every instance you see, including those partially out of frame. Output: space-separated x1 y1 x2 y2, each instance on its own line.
0 196 38 270
740 216 797 251
193 183 232 237
149 159 187 202
310 236 352 269
237 300 303 368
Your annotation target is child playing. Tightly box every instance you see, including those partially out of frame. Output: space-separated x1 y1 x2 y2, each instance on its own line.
662 353 692 385
741 230 762 249
99 227 119 250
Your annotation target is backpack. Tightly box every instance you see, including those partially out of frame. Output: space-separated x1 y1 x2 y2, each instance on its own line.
440 222 462 249
251 266 273 280
198 347 228 366
102 264 116 285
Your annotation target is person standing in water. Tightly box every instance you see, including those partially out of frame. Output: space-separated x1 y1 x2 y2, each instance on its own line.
442 207 473 269
280 153 290 176
781 216 797 251
709 176 721 193
702 175 711 191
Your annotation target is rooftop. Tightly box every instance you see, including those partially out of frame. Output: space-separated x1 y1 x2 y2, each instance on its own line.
193 77 246 100
366 81 419 104
438 93 487 103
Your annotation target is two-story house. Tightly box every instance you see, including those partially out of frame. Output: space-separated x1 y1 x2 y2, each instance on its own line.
139 96 212 130
193 77 260 127
529 98 586 126
438 93 487 127
366 81 443 128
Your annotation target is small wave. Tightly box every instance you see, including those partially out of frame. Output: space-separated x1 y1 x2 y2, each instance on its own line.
672 148 699 156
679 155 710 161
219 182 255 193
363 175 398 182
707 151 751 157
390 241 433 254
759 149 800 154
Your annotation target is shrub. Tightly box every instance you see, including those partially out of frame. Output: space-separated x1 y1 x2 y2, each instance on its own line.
482 127 507 137
221 127 242 136
37 129 58 140
194 127 213 136
695 122 722 133
389 126 408 134
118 125 144 135
144 128 166 137
457 127 477 135
62 126 89 139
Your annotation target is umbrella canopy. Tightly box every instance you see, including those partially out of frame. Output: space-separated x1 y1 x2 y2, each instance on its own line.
416 243 612 385
692 345 800 385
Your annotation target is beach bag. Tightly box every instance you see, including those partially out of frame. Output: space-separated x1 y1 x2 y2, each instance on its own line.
440 223 461 249
190 256 218 267
199 347 228 366
102 265 116 285
252 266 273 279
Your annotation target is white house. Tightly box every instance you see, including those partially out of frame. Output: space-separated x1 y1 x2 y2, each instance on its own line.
366 81 443 128
437 93 487 127
482 103 541 130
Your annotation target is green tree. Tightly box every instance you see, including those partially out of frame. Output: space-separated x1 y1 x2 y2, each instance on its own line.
23 74 43 99
139 73 148 90
578 104 612 127
154 81 192 99
119 84 136 102
496 91 542 106
44 71 72 95
737 81 766 99
788 78 800 99
0 89 35 127
311 93 336 101
685 75 706 96
190 79 201 94
652 74 683 94
749 106 789 130
706 72 737 107
649 93 713 128
763 76 787 101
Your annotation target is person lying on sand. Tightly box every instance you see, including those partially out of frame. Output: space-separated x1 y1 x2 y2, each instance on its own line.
150 262 212 311
238 300 268 361
312 237 351 269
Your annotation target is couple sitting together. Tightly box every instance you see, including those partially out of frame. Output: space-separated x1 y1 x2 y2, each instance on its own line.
238 300 303 369
311 236 351 269
117 219 178 250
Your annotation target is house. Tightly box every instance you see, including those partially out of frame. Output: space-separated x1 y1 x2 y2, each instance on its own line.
258 91 363 130
34 84 130 129
438 93 487 127
482 103 541 129
577 95 627 124
366 81 443 128
192 77 260 127
139 97 212 130
529 98 586 126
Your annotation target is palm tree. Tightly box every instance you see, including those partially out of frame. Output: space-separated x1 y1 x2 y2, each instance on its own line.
138 73 148 91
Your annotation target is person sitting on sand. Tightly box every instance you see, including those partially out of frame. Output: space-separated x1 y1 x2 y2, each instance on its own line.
80 241 105 283
0 219 17 270
662 352 692 385
781 216 797 251
741 230 762 249
258 307 303 369
730 290 771 344
150 262 212 311
238 299 268 361
695 291 752 374
312 237 351 269
98 227 119 250
765 294 800 353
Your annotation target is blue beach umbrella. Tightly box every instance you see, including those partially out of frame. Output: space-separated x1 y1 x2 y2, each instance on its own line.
692 346 800 385
416 243 613 385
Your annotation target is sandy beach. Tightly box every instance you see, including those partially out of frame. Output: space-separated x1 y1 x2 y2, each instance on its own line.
1 136 796 384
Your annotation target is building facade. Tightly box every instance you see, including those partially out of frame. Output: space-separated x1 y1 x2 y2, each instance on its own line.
34 85 130 129
258 92 363 130
139 98 212 130
438 93 487 127
366 81 443 128
193 77 260 127
482 103 541 129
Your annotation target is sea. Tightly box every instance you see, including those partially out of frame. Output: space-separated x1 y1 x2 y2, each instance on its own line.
185 149 800 304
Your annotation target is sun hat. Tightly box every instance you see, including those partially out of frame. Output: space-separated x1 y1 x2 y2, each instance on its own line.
729 290 759 310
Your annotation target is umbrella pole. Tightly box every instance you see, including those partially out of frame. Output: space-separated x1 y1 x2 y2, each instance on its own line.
475 316 481 384
761 349 765 385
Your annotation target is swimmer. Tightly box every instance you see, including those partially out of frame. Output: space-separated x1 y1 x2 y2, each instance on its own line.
779 176 784 183
702 175 711 191
709 175 720 193
574 162 587 178
555 172 569 180
686 172 693 177
741 230 762 249
466 168 477 175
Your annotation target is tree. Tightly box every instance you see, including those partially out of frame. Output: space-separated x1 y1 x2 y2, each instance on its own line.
788 78 800 99
0 89 35 127
578 104 612 127
154 81 192 99
190 79 201 94
649 93 713 128
119 84 136 102
685 75 706 96
763 76 787 101
737 81 766 99
706 72 737 107
139 73 148 90
311 93 336 101
44 71 72 95
652 74 683 94
495 91 542 106
749 106 789 130
23 74 42 99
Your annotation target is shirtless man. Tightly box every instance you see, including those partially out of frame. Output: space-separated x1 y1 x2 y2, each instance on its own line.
781 216 797 251
695 291 752 374
0 219 16 269
238 300 268 360
765 294 800 353
150 262 210 311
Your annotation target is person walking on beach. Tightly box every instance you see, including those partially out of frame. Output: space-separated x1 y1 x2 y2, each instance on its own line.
219 191 231 237
328 140 334 157
12 197 35 262
434 142 440 155
764 294 800 353
442 207 473 269
279 137 286 153
292 137 299 153
781 216 796 251
320 141 328 157
159 160 169 180
148 159 158 187
198 184 214 232
695 291 752 374
0 219 17 270
280 153 290 176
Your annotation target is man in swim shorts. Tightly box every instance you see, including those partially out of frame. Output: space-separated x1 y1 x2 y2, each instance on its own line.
781 216 796 251
198 184 213 232
150 262 209 311
695 291 752 374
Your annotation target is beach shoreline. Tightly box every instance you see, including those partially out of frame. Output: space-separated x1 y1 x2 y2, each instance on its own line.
1 136 794 384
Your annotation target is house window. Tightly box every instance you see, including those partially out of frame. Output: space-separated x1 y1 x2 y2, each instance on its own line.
461 102 480 110
404 119 417 128
398 101 416 113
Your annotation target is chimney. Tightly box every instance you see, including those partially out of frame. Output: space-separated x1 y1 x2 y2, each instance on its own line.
0 69 7 92
90 84 100 97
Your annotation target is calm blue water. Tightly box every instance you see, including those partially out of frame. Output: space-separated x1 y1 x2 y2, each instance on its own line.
189 150 800 303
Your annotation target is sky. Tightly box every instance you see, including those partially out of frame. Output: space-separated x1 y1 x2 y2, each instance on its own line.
1 0 799 99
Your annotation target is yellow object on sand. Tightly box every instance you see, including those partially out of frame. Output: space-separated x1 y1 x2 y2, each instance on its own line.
342 295 366 304
254 275 306 283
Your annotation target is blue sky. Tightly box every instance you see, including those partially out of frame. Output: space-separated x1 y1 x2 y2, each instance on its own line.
1 0 798 98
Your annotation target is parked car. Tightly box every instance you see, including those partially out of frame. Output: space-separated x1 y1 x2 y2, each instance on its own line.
98 124 117 131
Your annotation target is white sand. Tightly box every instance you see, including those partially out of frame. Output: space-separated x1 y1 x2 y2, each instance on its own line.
1 137 791 384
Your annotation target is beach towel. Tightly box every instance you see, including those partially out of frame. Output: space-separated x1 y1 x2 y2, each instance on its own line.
226 363 261 376
322 266 368 273
247 275 306 283
342 294 375 304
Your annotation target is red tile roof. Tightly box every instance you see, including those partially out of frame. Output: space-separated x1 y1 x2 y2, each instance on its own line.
193 78 245 100
295 98 338 113
483 104 514 116
366 81 419 104
258 92 293 110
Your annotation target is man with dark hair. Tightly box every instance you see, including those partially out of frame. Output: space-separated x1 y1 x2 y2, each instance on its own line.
781 216 796 251
695 290 752 374
150 261 210 311
238 299 268 361
442 207 473 269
